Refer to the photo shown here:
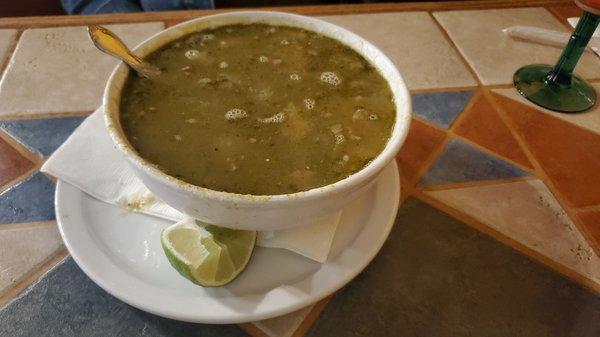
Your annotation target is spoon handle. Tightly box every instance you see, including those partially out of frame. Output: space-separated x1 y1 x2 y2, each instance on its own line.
88 25 160 78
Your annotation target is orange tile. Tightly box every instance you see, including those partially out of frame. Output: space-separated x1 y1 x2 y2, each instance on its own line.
576 210 600 254
494 93 600 207
0 136 35 188
549 5 583 24
396 118 446 182
453 94 532 169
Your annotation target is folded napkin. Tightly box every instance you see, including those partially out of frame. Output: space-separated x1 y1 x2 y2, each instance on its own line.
41 108 341 263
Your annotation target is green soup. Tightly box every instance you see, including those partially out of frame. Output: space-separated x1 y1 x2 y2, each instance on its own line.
120 24 395 195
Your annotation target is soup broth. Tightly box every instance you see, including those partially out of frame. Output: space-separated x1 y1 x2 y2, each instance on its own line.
120 24 395 195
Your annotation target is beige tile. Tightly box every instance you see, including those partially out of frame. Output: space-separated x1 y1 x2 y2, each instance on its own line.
426 179 600 284
252 305 313 337
0 222 63 293
493 86 600 135
319 12 476 90
434 8 600 85
0 23 164 116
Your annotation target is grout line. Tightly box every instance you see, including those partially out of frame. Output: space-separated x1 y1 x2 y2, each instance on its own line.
0 29 21 82
0 220 56 231
0 164 39 195
445 89 482 130
239 323 269 337
0 128 41 164
573 204 600 213
409 85 478 94
0 110 94 121
428 11 482 85
419 175 536 192
0 248 68 310
490 87 600 137
403 185 600 294
407 132 451 186
291 297 332 337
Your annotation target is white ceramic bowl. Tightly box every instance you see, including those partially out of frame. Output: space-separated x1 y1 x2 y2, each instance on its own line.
104 11 411 231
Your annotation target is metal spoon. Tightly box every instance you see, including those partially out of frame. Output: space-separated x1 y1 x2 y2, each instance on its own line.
88 25 161 79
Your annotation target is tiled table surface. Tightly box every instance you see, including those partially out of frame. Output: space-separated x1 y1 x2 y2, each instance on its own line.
1 1 600 336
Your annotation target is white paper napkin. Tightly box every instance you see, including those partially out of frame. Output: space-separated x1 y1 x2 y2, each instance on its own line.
41 108 341 263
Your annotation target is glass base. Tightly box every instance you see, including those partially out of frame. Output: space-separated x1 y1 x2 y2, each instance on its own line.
513 64 596 113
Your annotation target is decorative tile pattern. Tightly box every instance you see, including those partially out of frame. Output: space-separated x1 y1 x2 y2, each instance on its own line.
411 90 474 128
0 23 164 116
493 87 600 135
0 136 35 188
320 12 476 90
0 257 247 337
418 138 528 187
0 173 55 224
0 116 85 157
396 118 446 182
306 198 600 337
434 8 600 85
253 306 313 337
453 93 532 168
427 180 600 284
0 223 62 293
495 92 600 207
576 210 600 253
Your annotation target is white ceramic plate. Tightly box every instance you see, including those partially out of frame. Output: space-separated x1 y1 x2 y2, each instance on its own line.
55 161 400 324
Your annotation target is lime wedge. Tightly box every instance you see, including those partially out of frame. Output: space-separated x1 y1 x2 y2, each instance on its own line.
161 218 256 287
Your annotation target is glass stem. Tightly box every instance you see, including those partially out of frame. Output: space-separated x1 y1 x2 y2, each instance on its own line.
546 11 600 87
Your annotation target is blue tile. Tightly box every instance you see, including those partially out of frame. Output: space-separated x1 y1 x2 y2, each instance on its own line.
306 198 600 337
0 116 85 157
0 173 55 224
418 138 528 187
0 257 246 337
412 90 474 128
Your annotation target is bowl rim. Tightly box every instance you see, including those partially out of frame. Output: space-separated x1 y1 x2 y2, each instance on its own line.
103 10 411 204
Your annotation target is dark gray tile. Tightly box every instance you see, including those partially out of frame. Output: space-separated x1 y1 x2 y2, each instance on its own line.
0 116 85 157
0 172 55 224
418 138 528 187
307 198 600 337
0 257 246 337
412 90 473 128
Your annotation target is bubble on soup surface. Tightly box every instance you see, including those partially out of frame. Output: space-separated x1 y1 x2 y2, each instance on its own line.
258 112 286 124
225 108 248 120
303 98 315 110
219 61 229 69
290 73 301 81
330 124 343 134
353 108 368 120
185 118 197 124
280 39 289 45
272 59 282 65
185 49 200 60
220 41 227 46
368 114 379 121
320 72 342 86
258 55 269 63
198 78 212 85
334 134 345 145
174 135 182 141
202 34 215 41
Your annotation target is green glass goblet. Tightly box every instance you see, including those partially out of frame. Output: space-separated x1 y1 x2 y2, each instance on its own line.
514 10 600 113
